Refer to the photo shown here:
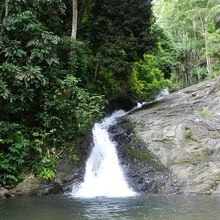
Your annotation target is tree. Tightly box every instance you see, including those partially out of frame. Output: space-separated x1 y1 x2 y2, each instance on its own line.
0 0 9 23
79 0 155 98
5 0 9 18
0 5 104 186
153 0 220 87
71 0 77 40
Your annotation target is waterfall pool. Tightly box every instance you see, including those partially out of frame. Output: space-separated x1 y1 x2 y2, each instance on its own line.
1 194 220 220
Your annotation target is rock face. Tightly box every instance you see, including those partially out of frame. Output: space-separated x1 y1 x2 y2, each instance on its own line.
111 78 220 195
0 187 11 199
110 123 181 194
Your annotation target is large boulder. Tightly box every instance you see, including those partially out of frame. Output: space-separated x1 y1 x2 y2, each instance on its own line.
0 187 12 199
11 175 44 196
111 78 220 195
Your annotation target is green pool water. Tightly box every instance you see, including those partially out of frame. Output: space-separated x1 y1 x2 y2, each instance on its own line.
0 194 220 220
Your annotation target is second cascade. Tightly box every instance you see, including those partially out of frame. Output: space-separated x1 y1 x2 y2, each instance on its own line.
72 110 136 198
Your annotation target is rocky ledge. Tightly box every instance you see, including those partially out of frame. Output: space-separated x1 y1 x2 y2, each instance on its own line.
110 77 220 195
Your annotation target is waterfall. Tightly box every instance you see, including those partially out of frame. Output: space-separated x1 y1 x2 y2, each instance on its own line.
156 88 169 100
72 110 136 198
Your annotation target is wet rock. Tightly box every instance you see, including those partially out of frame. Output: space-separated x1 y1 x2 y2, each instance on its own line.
0 187 12 199
53 134 92 193
45 182 63 195
110 121 181 194
11 176 43 196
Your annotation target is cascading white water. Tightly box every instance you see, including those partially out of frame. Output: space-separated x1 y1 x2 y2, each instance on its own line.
156 88 169 100
72 110 136 198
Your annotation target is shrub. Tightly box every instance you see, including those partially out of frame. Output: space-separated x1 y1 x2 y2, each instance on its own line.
0 122 29 186
129 54 172 100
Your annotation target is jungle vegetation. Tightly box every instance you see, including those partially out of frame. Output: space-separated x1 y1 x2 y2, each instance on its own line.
0 0 219 187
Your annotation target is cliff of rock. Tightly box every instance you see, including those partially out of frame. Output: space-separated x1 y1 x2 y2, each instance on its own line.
111 78 220 195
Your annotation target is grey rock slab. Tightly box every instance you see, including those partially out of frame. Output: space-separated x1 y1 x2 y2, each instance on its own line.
113 77 220 195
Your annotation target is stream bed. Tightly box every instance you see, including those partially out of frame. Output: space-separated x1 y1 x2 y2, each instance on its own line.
1 195 220 220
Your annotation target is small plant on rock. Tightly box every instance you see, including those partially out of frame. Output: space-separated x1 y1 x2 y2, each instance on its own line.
184 127 194 140
199 107 211 117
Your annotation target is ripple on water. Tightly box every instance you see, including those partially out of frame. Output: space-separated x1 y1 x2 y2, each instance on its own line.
1 195 220 220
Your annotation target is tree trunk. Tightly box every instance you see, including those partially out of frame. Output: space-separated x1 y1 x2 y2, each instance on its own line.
71 0 77 40
0 6 4 23
5 0 9 18
192 18 196 40
94 64 99 81
200 16 211 76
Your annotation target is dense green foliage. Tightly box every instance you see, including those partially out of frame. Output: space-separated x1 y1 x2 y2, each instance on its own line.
79 0 155 98
130 54 172 100
0 3 105 186
153 0 220 87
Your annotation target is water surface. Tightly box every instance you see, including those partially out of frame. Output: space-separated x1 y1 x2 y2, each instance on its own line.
1 195 220 220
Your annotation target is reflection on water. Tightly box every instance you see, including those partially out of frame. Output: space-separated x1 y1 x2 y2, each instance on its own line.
0 195 220 220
